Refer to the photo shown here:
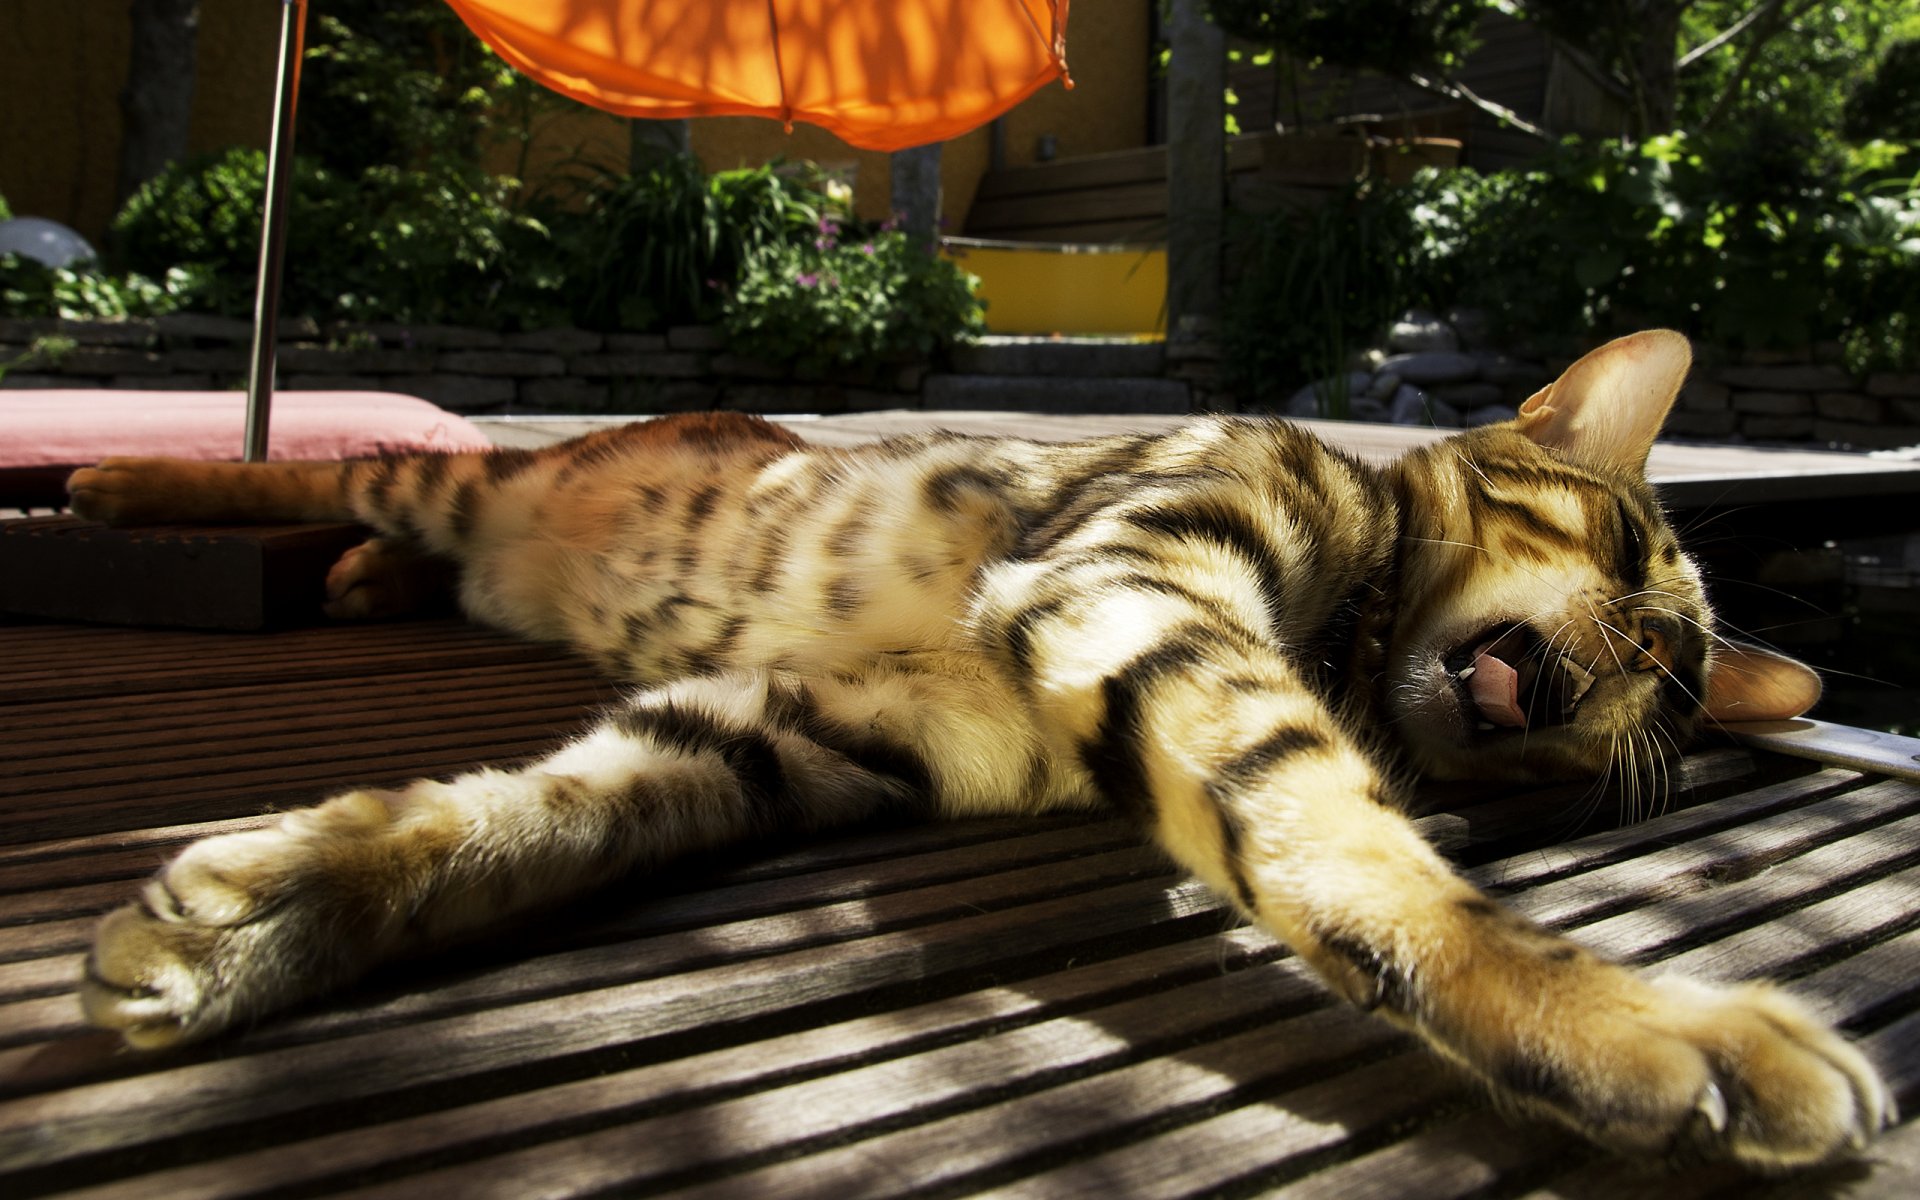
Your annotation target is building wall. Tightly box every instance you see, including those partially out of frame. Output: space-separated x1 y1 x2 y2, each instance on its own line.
1 0 1150 245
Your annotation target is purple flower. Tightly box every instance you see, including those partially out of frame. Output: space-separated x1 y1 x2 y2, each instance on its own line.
860 242 875 254
797 272 819 287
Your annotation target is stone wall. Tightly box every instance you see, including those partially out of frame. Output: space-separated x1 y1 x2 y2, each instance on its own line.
6 314 1920 452
0 315 932 416
1282 311 1920 451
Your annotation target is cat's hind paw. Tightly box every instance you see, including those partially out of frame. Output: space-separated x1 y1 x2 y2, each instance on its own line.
324 538 454 620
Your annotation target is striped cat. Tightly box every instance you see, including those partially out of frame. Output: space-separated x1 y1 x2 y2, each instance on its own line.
69 330 1889 1169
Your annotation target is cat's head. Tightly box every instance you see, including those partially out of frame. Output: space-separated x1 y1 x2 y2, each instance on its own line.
1384 330 1818 783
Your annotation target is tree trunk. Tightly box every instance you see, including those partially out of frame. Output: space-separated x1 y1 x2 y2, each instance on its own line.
1628 0 1683 136
890 144 943 249
1165 0 1225 330
116 0 201 209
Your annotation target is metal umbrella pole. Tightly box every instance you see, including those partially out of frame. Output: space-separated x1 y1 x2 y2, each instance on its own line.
242 0 310 463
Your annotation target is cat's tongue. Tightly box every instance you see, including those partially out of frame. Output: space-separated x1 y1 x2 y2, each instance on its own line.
1466 643 1528 728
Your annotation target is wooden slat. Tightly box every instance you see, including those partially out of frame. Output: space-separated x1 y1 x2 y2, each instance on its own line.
2 600 1918 1197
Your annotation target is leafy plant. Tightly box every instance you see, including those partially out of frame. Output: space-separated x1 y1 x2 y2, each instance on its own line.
1225 130 1920 395
549 157 832 331
722 224 985 372
1222 186 1413 412
0 334 78 384
111 147 558 327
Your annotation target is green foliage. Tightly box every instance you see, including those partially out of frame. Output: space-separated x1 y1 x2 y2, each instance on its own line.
1437 134 1918 368
0 257 184 321
1206 0 1481 75
550 157 831 331
1680 1 1919 138
1847 39 1920 142
1228 133 1920 389
722 225 986 372
110 147 556 327
0 334 78 384
1222 191 1412 411
300 2 554 181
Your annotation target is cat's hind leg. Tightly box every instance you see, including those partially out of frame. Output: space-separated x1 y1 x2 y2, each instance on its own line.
81 655 1046 1047
323 537 457 619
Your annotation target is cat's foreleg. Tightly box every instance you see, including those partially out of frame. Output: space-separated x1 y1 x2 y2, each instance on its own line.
997 581 1891 1170
81 659 1027 1047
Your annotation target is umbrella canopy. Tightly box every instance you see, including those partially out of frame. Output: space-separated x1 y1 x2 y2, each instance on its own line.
440 0 1072 151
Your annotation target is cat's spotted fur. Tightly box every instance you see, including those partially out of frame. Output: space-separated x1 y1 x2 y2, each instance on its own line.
69 331 1889 1169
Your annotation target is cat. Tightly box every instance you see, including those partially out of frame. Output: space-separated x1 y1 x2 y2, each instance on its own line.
65 330 1890 1170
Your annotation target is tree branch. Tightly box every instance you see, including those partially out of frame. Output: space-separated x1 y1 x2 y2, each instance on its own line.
1405 70 1555 140
1698 0 1823 129
1678 0 1787 70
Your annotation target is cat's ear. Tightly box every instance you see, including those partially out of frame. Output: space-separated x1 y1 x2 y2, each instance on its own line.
1702 641 1822 723
1515 330 1691 475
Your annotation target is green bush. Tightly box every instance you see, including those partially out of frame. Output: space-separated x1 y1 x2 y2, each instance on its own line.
547 157 830 331
722 225 985 372
1221 190 1413 412
111 147 556 327
1226 131 1920 398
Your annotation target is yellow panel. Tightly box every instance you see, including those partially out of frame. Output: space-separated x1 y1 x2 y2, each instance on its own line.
944 238 1165 336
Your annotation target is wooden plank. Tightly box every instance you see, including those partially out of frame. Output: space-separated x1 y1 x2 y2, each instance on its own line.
1729 719 1920 785
39 927 1284 1200
0 517 371 630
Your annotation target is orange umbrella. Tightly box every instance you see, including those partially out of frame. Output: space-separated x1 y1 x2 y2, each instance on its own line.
440 0 1073 151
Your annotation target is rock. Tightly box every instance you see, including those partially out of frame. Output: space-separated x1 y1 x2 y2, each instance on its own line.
1677 380 1731 412
1284 372 1373 419
1379 350 1479 386
1730 391 1812 416
1741 414 1815 440
666 324 727 351
1475 353 1550 390
1366 371 1401 400
1814 392 1884 423
1446 307 1492 350
1463 404 1520 427
1350 393 1391 422
507 328 604 354
1388 384 1429 425
1662 410 1738 437
1388 385 1465 428
1385 309 1459 354
1713 364 1854 391
1867 373 1920 398
1434 382 1504 408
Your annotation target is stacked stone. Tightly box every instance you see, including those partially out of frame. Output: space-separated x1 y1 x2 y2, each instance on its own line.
1282 310 1548 429
0 317 931 416
1670 363 1920 450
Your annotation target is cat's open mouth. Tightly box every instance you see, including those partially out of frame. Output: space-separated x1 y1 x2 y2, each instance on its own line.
1442 624 1598 733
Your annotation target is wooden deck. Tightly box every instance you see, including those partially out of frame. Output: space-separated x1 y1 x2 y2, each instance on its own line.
6 411 1920 1195
3 611 1920 1195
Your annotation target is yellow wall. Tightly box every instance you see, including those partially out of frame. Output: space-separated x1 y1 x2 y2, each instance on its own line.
1 0 1149 243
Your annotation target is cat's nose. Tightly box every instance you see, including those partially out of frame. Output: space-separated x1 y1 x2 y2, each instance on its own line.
1636 616 1677 675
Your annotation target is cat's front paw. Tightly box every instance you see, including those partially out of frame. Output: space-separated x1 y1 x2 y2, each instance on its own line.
80 795 396 1047
1500 974 1893 1170
66 457 201 525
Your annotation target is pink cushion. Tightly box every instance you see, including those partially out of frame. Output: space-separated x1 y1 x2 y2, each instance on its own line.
1 390 494 468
